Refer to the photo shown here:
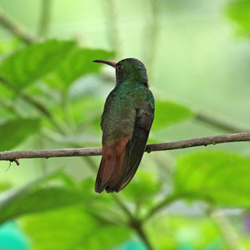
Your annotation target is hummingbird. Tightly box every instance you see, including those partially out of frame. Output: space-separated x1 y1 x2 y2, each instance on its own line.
93 58 155 193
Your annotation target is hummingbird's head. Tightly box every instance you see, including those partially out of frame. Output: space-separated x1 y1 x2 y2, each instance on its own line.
93 58 149 88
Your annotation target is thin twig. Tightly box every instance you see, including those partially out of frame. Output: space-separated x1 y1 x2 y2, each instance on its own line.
112 194 134 221
130 219 154 250
0 76 69 135
196 112 249 133
21 93 70 135
0 97 23 118
143 192 181 221
61 90 75 129
88 210 125 227
143 0 160 74
103 0 121 54
208 207 247 250
13 159 20 166
38 0 52 37
0 133 249 162
0 6 38 44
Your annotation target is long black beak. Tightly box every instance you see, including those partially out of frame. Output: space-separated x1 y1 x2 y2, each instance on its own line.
93 60 116 68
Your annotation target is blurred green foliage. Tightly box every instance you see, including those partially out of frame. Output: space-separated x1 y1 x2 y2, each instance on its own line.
152 101 193 130
175 151 250 207
0 119 40 150
0 40 76 91
0 0 249 250
226 0 250 37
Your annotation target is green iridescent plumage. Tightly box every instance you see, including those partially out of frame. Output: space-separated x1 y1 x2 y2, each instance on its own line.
93 58 155 193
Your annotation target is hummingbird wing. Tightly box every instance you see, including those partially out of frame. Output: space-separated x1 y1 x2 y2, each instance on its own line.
95 90 154 193
95 91 133 193
119 105 154 191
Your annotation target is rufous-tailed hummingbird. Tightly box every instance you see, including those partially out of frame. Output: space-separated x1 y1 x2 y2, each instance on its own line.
93 58 155 193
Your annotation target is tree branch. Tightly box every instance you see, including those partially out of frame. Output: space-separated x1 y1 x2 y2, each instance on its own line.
0 133 249 162
0 6 38 44
145 132 250 153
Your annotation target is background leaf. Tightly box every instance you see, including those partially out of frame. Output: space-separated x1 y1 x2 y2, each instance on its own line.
152 100 193 130
174 150 250 208
21 206 131 250
122 172 162 206
226 0 250 38
0 118 41 151
0 40 76 91
148 216 222 250
45 48 115 90
0 187 86 224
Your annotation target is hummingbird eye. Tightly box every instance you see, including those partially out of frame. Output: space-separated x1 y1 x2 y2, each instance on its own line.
117 64 123 70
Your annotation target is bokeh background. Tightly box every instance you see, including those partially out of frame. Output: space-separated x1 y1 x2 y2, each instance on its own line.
0 0 250 249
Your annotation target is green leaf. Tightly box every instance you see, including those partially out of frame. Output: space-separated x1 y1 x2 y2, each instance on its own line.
21 206 131 250
226 0 250 37
147 216 222 250
46 48 115 90
0 40 76 91
122 172 162 205
174 150 250 208
21 207 97 250
80 178 120 214
0 170 85 225
0 118 40 151
0 170 58 224
0 187 86 224
0 38 20 55
0 182 12 192
0 83 14 99
152 100 193 130
72 96 103 124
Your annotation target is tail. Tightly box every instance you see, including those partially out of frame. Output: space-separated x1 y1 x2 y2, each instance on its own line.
95 136 131 193
95 110 154 193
